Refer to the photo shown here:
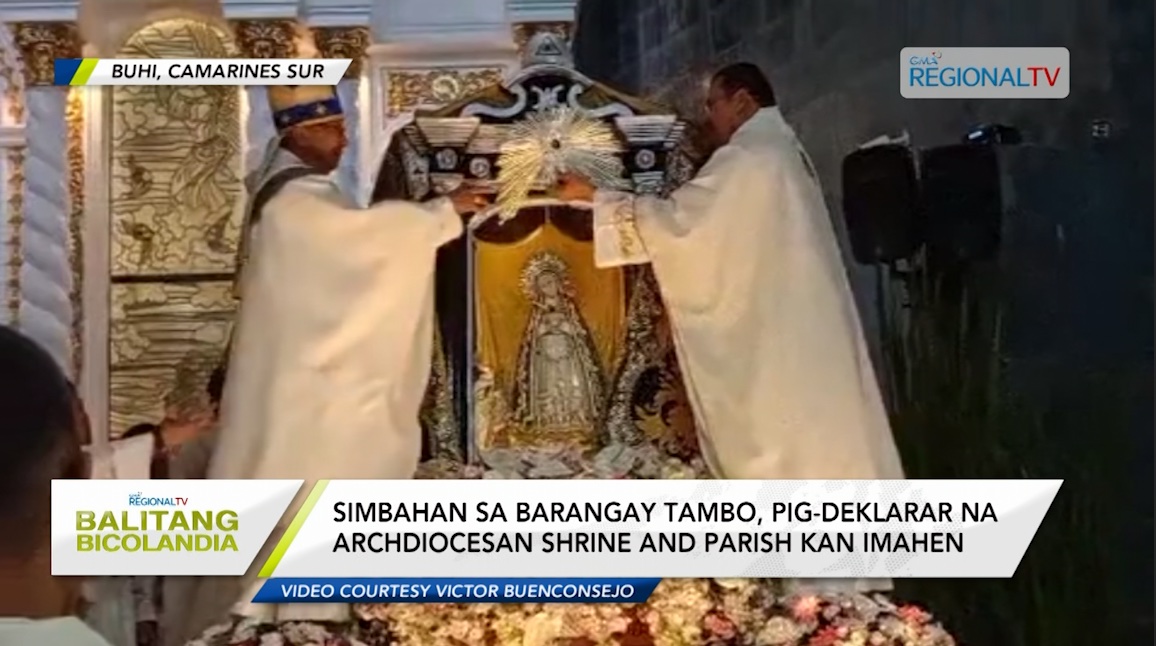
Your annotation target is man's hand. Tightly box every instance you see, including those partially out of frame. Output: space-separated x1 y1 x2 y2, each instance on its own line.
556 172 597 202
448 185 491 216
159 406 215 453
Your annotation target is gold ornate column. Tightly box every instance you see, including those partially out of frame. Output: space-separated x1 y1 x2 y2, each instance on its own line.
312 26 368 78
13 22 79 83
4 147 23 325
66 82 83 377
231 19 298 58
312 26 369 191
231 20 297 176
0 29 24 326
10 22 82 373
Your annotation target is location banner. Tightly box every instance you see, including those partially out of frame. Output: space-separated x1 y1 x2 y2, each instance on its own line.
52 479 1061 583
53 58 350 86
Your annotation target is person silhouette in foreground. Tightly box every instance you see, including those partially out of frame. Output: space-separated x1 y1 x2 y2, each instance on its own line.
0 325 109 645
0 324 229 646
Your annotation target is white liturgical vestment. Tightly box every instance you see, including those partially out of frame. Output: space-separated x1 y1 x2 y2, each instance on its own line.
0 618 115 646
166 144 462 645
593 108 905 483
212 160 459 496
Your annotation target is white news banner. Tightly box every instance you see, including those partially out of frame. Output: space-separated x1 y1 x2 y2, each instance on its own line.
63 59 351 86
51 479 1061 578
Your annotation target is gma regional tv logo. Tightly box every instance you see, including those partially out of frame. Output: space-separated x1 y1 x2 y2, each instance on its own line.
53 480 302 576
901 47 1069 99
128 492 190 507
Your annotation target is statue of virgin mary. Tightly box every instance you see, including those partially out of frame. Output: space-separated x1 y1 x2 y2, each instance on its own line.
512 251 606 448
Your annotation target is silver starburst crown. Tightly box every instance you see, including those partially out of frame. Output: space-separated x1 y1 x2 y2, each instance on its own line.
495 106 628 221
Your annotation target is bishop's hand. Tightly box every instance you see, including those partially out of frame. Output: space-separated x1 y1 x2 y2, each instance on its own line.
555 172 597 202
448 185 491 216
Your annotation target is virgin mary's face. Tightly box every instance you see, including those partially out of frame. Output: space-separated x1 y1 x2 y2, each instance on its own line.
536 273 560 297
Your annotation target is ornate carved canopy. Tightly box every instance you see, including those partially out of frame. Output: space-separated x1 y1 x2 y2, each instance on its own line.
391 32 704 205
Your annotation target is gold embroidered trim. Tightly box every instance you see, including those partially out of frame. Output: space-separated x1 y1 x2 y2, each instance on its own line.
612 199 639 258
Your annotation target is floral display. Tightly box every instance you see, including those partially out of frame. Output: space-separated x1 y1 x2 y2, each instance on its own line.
416 442 710 481
189 446 956 646
189 582 956 646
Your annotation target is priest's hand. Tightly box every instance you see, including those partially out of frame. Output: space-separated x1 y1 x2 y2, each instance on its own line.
556 172 596 202
448 185 491 216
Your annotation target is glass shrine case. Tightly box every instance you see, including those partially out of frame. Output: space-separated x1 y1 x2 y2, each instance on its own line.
372 33 707 479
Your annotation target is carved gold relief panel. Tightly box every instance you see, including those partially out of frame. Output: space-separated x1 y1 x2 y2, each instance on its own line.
111 19 242 276
386 68 504 116
110 280 234 435
108 18 242 436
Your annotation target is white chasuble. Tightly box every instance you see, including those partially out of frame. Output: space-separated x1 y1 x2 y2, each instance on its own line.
166 163 461 645
210 175 460 484
593 108 905 483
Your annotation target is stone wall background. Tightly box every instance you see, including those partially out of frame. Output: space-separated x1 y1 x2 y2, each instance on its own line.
575 0 1151 332
574 1 1153 643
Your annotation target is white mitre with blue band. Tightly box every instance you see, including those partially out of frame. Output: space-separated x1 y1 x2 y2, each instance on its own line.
247 84 345 195
267 84 343 131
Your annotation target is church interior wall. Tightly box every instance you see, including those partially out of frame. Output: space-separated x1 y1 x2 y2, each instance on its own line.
575 0 1152 375
0 0 576 446
574 0 1153 452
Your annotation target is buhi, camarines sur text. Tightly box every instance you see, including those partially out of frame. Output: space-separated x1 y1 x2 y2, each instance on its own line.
329 500 997 555
110 62 329 82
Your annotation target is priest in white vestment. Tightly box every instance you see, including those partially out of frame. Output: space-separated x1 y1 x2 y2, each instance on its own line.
559 63 905 590
165 85 485 645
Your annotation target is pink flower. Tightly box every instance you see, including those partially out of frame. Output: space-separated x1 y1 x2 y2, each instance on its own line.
897 605 932 625
807 626 842 646
703 612 737 639
792 595 822 621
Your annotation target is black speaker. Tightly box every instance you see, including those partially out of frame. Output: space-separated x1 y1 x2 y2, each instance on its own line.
841 144 922 264
920 144 1003 265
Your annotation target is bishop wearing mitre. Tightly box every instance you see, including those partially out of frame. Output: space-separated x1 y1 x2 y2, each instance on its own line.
165 84 484 645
